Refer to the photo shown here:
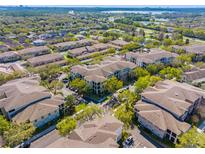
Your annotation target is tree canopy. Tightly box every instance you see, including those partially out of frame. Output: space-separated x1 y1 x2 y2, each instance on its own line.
104 76 123 94
69 78 91 94
159 66 183 81
133 67 150 79
56 117 77 136
3 122 35 147
176 127 205 148
134 75 162 93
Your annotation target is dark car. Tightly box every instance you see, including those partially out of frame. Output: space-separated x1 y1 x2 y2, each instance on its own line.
19 141 30 148
123 136 134 148
62 78 69 83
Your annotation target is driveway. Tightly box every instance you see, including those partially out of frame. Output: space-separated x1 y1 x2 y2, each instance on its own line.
30 129 61 148
128 126 163 148
61 86 75 97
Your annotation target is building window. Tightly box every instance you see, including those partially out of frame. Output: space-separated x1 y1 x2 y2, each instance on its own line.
170 137 175 143
172 133 177 138
167 129 171 134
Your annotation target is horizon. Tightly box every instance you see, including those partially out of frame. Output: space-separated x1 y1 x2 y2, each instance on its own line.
1 5 205 8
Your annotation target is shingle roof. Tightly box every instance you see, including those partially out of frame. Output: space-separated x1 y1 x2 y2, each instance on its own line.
13 96 64 124
18 46 49 55
45 114 123 148
135 101 191 135
0 51 20 59
110 40 129 47
71 56 136 83
184 68 205 81
0 63 25 75
0 77 50 112
27 53 64 66
54 39 93 48
173 44 205 54
126 48 178 64
141 80 205 117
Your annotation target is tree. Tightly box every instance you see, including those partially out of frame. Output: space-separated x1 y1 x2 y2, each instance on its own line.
3 122 35 147
163 38 173 46
104 76 123 94
176 127 205 148
134 75 161 93
75 104 103 122
158 32 164 41
69 78 90 94
41 80 64 94
0 116 10 135
37 64 61 81
122 42 141 51
159 66 183 81
175 54 192 66
64 95 76 115
56 117 77 136
118 90 138 111
139 29 145 37
49 80 64 94
146 64 164 75
185 39 190 44
133 67 150 79
115 105 134 129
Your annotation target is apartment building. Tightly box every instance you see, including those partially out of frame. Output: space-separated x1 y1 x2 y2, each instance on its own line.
0 63 25 75
71 56 136 95
27 53 67 67
0 76 64 128
18 46 50 60
182 66 205 84
54 39 94 52
31 114 123 148
172 44 205 61
125 48 178 67
134 80 205 143
0 51 21 63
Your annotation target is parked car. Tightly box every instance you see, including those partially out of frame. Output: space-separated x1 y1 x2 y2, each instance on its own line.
62 78 69 83
123 136 134 148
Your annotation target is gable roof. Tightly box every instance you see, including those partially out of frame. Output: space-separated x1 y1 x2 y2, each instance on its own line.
135 100 191 135
13 96 64 124
141 80 205 118
71 56 136 83
0 77 50 112
46 114 123 148
126 48 178 64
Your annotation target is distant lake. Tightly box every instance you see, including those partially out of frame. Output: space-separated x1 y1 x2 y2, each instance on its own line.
102 10 174 15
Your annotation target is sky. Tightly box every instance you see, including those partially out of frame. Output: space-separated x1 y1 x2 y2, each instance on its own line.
0 0 205 6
